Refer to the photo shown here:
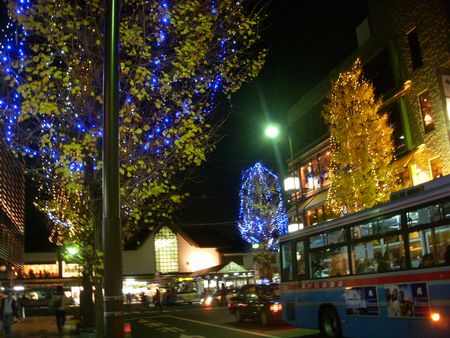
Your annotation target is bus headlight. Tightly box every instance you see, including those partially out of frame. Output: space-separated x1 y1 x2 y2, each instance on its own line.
431 312 441 322
270 303 282 312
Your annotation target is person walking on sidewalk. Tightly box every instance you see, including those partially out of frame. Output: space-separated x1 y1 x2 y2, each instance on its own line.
1 290 19 338
154 288 163 312
50 286 67 333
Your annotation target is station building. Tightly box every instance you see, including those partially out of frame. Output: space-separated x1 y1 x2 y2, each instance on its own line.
15 223 272 304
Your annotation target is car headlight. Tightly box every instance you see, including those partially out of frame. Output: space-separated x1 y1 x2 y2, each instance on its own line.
206 296 213 305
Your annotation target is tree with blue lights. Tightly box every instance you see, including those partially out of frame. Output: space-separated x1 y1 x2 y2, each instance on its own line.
238 162 287 281
0 0 266 331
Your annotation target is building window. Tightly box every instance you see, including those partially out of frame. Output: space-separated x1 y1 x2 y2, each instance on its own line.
306 208 318 226
398 166 412 189
407 28 423 70
446 98 450 122
155 226 178 273
317 151 331 186
419 91 434 132
299 150 331 195
430 157 443 179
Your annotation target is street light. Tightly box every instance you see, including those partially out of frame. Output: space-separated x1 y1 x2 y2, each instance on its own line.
67 246 78 256
264 124 280 139
264 124 293 166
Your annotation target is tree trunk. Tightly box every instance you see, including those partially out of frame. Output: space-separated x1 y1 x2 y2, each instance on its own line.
84 158 105 336
80 269 95 329
255 250 274 281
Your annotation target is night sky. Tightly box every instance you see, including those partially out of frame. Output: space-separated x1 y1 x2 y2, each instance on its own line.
0 1 369 249
177 1 368 225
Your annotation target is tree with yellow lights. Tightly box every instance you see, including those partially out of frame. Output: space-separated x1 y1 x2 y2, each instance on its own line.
323 59 398 215
0 0 266 332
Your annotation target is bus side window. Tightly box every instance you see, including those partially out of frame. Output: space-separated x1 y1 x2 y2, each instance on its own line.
281 242 294 281
351 235 405 274
296 241 306 277
409 224 450 267
310 246 349 278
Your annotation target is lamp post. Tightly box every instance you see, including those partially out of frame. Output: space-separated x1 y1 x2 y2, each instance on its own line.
264 124 302 232
103 0 124 336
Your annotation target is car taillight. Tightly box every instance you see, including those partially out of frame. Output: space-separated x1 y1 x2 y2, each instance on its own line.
124 322 132 335
270 303 282 312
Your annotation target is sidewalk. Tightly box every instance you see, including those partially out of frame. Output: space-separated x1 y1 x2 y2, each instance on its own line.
9 316 80 338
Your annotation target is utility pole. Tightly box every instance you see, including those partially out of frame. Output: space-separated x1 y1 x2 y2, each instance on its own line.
102 0 123 336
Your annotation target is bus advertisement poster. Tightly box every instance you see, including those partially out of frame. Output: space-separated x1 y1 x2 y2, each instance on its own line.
384 282 429 318
344 286 379 316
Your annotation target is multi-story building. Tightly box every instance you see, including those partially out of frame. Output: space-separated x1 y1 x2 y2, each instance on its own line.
286 0 450 230
0 138 25 284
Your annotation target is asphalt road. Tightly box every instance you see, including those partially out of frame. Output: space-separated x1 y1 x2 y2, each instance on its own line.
124 304 320 338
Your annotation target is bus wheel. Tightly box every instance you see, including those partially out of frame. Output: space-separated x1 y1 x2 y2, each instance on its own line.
319 306 342 338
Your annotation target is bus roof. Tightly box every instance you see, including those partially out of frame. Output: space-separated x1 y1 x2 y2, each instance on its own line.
281 174 450 242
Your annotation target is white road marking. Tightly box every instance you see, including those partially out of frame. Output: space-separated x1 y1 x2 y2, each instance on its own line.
162 315 284 338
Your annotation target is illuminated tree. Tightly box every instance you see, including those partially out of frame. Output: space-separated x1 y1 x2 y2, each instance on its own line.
323 59 398 215
0 0 266 331
238 162 287 280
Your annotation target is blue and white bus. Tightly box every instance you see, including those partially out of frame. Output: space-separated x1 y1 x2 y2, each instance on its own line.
279 175 450 338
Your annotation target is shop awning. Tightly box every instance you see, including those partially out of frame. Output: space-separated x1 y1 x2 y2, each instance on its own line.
193 261 247 276
288 189 328 216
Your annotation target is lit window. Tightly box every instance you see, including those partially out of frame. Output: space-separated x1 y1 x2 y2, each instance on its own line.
446 98 450 121
419 91 434 132
430 157 443 179
155 226 179 273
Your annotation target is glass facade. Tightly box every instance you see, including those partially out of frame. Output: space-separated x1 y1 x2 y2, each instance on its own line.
155 226 179 273
0 140 25 270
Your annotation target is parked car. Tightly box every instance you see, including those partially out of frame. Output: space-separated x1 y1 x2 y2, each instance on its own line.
200 288 238 307
227 284 282 326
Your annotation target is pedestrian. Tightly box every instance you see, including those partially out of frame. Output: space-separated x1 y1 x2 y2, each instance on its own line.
140 292 148 309
154 288 163 312
126 292 132 304
220 283 227 307
1 290 19 338
50 286 67 333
